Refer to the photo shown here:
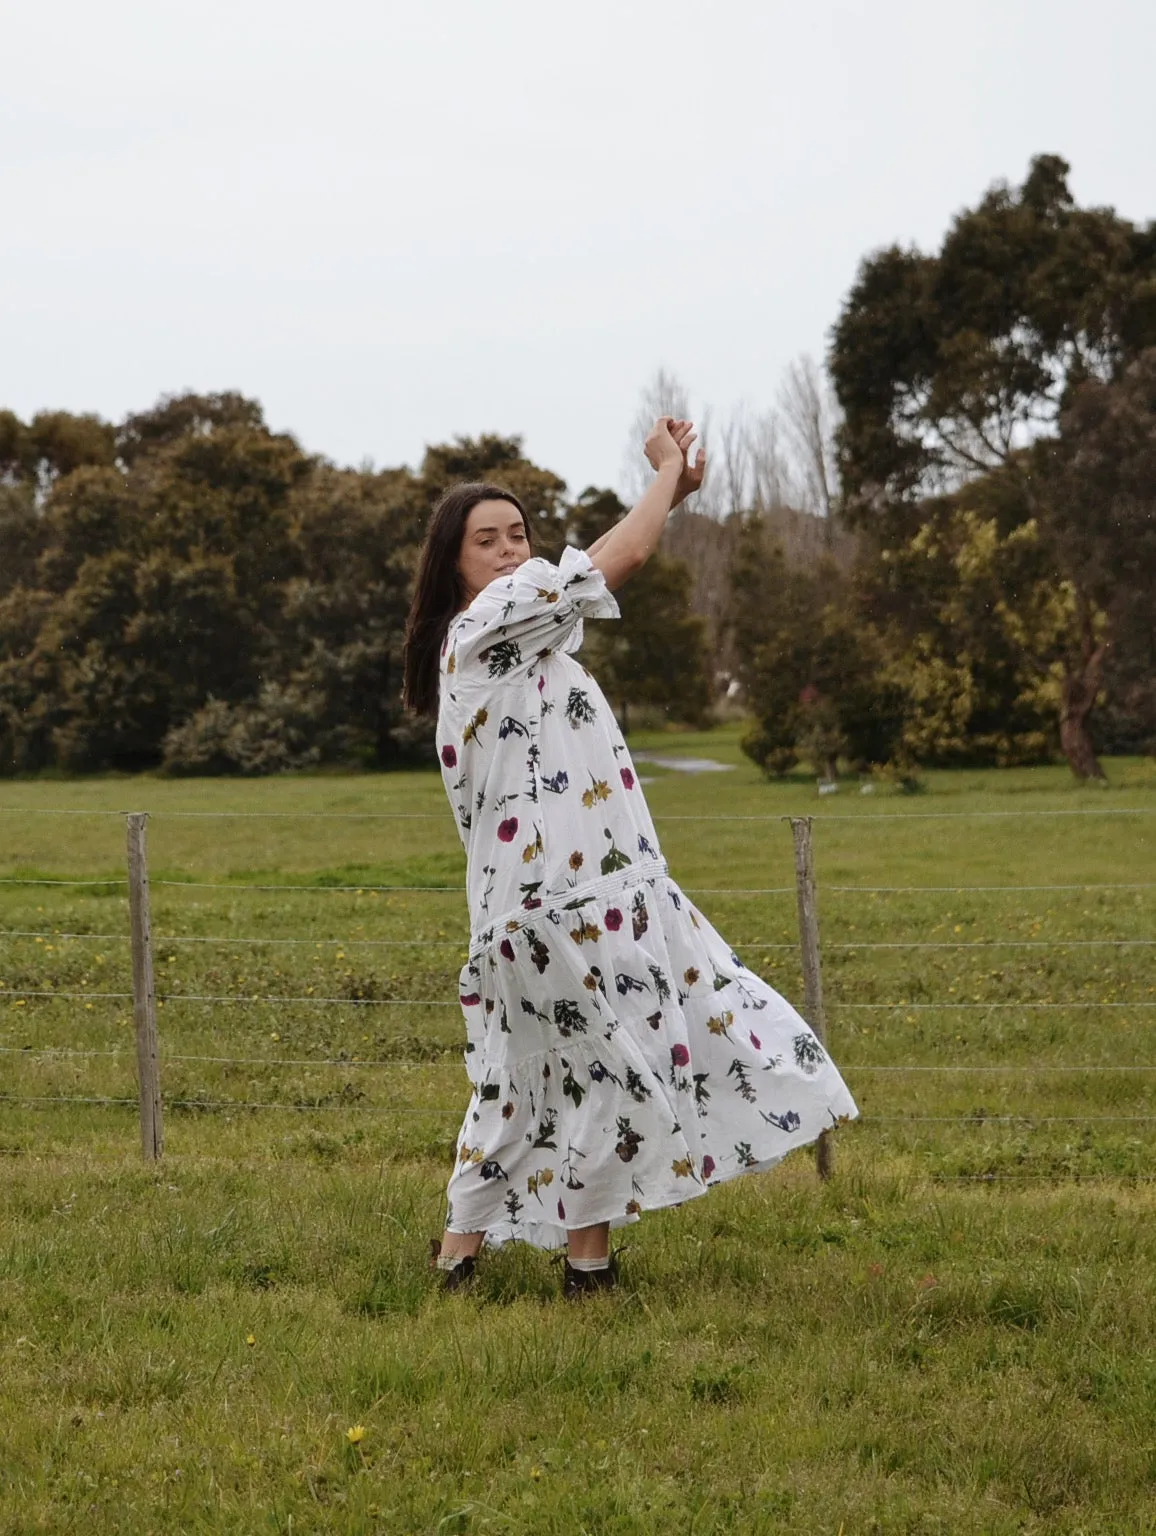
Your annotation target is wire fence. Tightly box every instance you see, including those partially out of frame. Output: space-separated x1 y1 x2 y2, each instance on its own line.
8 928 1156 952
4 805 1156 819
4 988 1155 1012
7 1044 1156 1074
2 805 1153 1179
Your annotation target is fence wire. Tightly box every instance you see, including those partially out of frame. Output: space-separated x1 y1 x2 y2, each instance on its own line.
3 875 1153 894
1 989 455 1006
3 800 1153 1164
1 1094 459 1115
3 804 1155 821
3 1093 1154 1128
4 1043 1156 1074
831 1000 1156 1010
5 988 1152 1011
6 930 1156 953
5 878 1153 895
0 877 128 887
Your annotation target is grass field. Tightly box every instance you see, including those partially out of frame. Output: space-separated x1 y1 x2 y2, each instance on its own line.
2 730 1155 1533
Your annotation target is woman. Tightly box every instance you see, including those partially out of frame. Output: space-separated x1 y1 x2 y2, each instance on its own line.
402 418 858 1297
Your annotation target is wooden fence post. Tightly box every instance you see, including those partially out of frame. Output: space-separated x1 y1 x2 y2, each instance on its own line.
126 812 163 1160
788 816 833 1180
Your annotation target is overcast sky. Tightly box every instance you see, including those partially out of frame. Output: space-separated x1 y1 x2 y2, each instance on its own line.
3 0 1154 496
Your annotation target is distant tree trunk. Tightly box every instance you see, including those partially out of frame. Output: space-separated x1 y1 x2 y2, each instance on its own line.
1059 619 1108 781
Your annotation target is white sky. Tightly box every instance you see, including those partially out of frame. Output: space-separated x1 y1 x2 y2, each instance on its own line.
2 0 1154 496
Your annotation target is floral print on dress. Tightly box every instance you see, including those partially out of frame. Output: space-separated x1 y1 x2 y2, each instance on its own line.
437 548 858 1249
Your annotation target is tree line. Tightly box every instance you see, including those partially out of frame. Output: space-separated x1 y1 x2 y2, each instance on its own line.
1 154 1152 781
0 398 710 774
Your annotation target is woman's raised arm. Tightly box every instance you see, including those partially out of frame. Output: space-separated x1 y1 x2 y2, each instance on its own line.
586 418 703 589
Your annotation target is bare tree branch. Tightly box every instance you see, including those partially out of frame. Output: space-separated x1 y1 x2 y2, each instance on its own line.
777 354 841 541
620 366 691 504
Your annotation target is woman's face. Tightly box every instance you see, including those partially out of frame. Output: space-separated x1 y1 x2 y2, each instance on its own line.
457 499 531 604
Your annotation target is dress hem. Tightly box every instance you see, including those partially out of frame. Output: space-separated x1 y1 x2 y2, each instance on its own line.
447 1108 860 1251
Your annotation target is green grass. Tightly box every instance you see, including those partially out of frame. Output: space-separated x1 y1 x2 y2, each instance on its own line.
2 731 1155 1532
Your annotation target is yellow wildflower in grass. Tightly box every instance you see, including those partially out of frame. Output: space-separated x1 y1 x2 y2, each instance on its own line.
346 1425 365 1444
245 1334 256 1347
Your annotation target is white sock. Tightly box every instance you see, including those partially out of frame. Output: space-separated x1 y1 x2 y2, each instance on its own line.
568 1254 611 1273
436 1252 473 1271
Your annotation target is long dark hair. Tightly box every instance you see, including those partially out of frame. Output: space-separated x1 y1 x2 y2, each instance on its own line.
403 482 533 716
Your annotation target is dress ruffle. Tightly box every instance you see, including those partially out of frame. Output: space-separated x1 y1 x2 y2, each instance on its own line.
447 874 859 1250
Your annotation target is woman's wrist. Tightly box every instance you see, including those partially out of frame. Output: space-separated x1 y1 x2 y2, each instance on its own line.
654 460 682 499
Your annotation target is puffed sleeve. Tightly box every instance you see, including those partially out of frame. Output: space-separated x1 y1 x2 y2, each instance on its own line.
448 546 619 688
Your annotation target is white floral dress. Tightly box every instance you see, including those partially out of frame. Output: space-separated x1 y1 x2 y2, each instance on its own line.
436 547 858 1249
